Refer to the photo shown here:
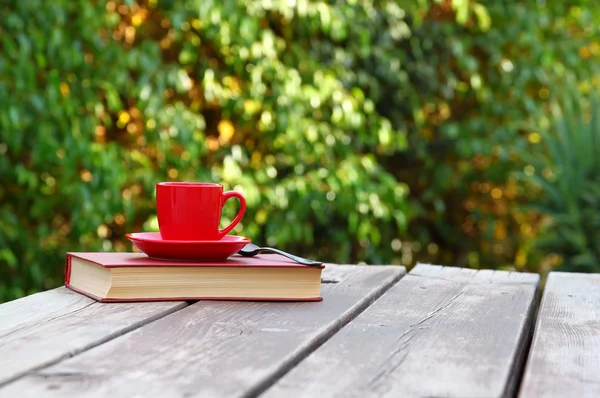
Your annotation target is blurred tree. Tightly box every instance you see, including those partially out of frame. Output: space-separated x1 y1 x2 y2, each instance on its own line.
1 0 599 302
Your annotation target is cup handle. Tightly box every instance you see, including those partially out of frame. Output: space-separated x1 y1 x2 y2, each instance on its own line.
218 191 247 238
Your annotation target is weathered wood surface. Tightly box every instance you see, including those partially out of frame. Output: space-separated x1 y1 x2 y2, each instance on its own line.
519 272 600 398
0 264 405 397
0 287 94 338
263 263 540 398
0 287 187 386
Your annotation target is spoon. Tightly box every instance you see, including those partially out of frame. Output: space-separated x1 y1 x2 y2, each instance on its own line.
237 243 323 266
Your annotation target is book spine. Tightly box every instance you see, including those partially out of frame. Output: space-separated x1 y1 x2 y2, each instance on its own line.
64 254 72 285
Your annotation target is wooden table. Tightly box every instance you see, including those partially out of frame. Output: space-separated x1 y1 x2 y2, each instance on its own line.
1 262 599 397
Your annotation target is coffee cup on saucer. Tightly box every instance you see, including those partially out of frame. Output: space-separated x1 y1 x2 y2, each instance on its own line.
156 182 247 241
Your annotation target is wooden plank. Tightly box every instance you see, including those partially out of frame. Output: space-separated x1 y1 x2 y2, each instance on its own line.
519 272 600 398
263 263 540 398
410 263 542 285
0 264 405 397
0 287 95 337
0 287 187 386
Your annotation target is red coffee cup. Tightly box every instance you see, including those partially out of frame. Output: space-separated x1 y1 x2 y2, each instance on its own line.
156 182 247 241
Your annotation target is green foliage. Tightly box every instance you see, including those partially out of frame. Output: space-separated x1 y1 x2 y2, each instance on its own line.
0 0 411 302
516 89 600 273
1 0 600 302
393 1 600 270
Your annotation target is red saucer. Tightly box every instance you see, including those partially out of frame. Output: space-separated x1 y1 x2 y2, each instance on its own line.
125 232 251 262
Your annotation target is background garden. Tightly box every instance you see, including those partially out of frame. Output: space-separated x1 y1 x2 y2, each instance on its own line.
1 0 599 302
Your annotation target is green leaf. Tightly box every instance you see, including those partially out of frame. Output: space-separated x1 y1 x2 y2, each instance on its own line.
472 4 491 31
453 0 470 25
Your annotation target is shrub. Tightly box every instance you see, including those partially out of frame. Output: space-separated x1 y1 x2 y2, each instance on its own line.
517 88 600 273
1 0 599 302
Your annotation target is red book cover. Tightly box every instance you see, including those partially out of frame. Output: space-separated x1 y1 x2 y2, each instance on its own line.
65 251 325 269
64 252 325 303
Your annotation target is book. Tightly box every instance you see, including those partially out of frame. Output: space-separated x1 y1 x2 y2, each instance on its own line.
64 252 325 302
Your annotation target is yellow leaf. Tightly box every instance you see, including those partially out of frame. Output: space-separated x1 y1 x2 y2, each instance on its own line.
218 120 235 143
131 14 143 27
80 170 93 182
528 132 541 144
60 82 70 96
118 111 131 125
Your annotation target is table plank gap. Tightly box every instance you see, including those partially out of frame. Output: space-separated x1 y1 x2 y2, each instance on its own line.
0 264 405 398
519 272 600 398
0 287 188 387
242 265 405 398
262 264 540 398
504 282 539 398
